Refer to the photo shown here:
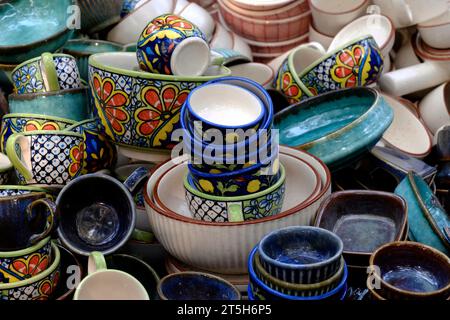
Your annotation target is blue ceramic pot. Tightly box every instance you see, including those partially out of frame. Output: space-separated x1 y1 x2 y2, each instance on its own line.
248 246 348 300
274 87 393 171
258 226 343 284
394 172 450 255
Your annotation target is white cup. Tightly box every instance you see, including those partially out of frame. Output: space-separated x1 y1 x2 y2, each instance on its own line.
308 23 334 50
418 10 450 49
229 62 274 88
419 82 450 135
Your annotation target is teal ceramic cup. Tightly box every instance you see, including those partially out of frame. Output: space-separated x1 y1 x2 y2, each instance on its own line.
8 87 90 121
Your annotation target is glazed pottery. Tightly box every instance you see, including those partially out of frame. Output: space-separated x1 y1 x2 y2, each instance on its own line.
315 191 408 267
11 53 81 94
0 237 51 284
394 172 450 255
418 82 450 135
53 244 83 300
368 242 450 299
0 0 73 64
137 14 210 76
121 0 143 17
210 48 252 66
274 36 384 104
308 23 334 50
78 0 124 33
0 242 60 300
173 1 216 41
88 52 230 151
418 10 450 49
258 226 343 283
210 22 234 50
8 87 90 122
381 94 432 158
6 131 85 186
274 87 393 170
105 254 160 300
144 146 332 274
0 113 77 152
218 0 311 42
56 174 136 256
0 153 12 185
223 0 309 19
74 251 149 300
158 271 241 300
230 33 253 61
309 0 369 36
62 40 124 80
0 186 52 197
229 63 274 88
65 119 117 174
229 0 294 11
245 32 309 56
254 251 345 296
248 246 348 300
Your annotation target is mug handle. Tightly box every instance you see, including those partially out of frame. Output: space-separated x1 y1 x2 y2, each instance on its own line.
40 52 60 92
5 133 34 182
27 198 57 244
123 166 152 194
87 251 107 275
227 203 244 222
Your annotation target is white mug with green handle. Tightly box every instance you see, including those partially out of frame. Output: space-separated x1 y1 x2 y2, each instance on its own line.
74 251 150 300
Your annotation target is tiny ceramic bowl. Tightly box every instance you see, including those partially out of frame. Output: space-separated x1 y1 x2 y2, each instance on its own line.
254 251 346 297
0 237 52 284
158 271 241 300
258 226 343 284
0 242 60 300
248 246 348 300
369 242 450 300
229 63 274 88
185 82 266 137
314 191 408 267
0 153 13 185
223 0 309 20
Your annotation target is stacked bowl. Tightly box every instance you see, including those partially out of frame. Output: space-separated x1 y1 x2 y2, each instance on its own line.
217 0 312 63
248 226 348 300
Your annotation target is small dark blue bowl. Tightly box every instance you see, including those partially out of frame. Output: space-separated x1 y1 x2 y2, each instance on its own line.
157 271 241 300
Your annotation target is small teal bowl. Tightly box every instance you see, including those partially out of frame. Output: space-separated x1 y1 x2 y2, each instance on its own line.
8 87 91 122
394 172 450 255
274 87 393 171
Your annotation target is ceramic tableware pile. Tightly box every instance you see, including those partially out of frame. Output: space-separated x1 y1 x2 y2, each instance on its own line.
248 226 348 300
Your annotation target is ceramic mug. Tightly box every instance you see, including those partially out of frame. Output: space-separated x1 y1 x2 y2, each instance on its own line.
137 14 211 76
0 237 52 284
418 82 450 135
0 192 56 251
5 131 85 186
11 53 82 94
74 251 149 300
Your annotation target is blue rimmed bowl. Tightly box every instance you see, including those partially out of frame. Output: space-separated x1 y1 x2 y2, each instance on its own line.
258 226 343 284
274 87 393 171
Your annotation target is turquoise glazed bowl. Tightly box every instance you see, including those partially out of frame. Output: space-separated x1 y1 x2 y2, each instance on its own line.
88 52 230 151
274 87 393 171
62 40 124 80
8 87 91 121
0 0 74 64
394 172 450 255
273 36 383 104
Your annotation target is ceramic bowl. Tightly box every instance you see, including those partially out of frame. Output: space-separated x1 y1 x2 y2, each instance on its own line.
158 271 241 300
419 81 450 135
8 87 90 122
273 36 384 103
248 246 348 300
223 0 309 19
0 0 74 64
394 172 450 255
381 94 432 158
231 33 254 61
218 0 311 42
88 52 230 151
258 226 343 284
174 1 216 41
53 244 83 300
245 33 310 55
144 146 331 273
418 9 450 49
254 251 345 296
315 191 408 267
78 0 124 33
210 22 234 50
0 242 60 300
229 0 295 11
274 87 393 171
229 63 274 88
369 242 450 300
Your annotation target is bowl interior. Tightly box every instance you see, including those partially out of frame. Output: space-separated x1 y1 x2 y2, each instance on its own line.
292 46 325 74
316 192 407 254
373 244 450 293
229 63 274 86
63 40 124 54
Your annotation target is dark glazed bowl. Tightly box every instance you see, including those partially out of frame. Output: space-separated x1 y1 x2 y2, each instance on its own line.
369 242 450 300
315 191 408 266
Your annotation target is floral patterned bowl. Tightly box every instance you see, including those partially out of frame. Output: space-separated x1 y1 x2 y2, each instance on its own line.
273 36 384 104
0 242 60 300
88 52 230 151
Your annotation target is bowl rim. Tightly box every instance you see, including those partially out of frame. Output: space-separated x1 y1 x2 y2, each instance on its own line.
12 53 77 75
413 32 450 61
8 86 88 101
62 39 125 57
417 9 450 28
308 0 369 15
368 241 450 297
89 52 231 81
0 242 60 290
314 190 408 257
224 0 306 17
258 225 344 271
245 33 309 47
157 271 241 300
144 148 331 227
0 235 50 258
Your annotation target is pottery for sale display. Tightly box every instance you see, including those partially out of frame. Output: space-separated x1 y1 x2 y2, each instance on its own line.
274 87 393 170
